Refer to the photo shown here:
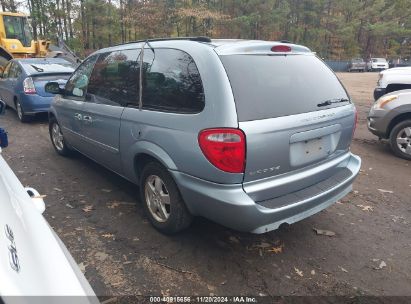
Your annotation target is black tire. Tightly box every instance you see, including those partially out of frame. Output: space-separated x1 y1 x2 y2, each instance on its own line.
140 162 193 234
15 100 30 123
49 118 72 156
389 119 411 160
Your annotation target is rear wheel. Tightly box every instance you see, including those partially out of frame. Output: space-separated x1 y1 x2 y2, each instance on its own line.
140 162 193 234
15 100 30 122
49 118 72 156
389 120 411 160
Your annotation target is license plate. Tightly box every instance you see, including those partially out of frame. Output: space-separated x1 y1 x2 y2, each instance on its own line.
290 135 336 167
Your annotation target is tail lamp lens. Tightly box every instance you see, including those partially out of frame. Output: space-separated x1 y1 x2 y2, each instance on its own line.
23 77 36 94
198 128 246 173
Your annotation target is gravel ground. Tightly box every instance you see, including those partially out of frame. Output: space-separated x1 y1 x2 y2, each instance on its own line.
1 72 410 297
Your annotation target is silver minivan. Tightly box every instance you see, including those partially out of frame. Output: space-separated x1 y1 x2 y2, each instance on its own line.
46 38 361 234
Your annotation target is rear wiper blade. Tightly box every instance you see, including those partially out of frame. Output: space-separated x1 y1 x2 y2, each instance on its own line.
30 65 44 72
317 98 349 107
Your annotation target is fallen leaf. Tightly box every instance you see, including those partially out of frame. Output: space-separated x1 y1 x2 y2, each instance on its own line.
65 203 74 209
339 266 348 273
82 205 94 212
377 189 393 194
95 251 109 261
53 187 62 192
267 244 284 254
220 280 227 285
33 195 47 199
78 262 86 273
357 204 373 212
107 201 120 209
313 228 336 237
374 260 387 270
102 233 115 239
294 267 304 277
311 270 316 275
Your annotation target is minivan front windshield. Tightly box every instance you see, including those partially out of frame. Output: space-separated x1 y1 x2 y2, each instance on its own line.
220 54 349 121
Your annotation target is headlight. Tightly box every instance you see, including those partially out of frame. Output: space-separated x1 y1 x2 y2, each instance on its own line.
373 95 398 109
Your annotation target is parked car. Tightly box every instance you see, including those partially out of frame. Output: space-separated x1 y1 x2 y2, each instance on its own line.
368 90 411 160
0 101 98 302
388 58 410 68
373 66 411 100
46 37 361 234
367 58 389 71
347 58 366 72
0 58 75 122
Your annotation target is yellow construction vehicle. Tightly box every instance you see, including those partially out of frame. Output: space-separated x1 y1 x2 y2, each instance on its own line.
0 12 51 69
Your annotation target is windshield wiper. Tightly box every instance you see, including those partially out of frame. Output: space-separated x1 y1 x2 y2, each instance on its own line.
30 65 44 72
317 98 349 107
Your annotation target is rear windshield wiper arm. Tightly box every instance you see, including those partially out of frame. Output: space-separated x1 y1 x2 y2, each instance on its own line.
30 65 44 72
317 98 349 107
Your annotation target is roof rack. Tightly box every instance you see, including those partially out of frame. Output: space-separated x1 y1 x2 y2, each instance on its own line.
114 36 212 47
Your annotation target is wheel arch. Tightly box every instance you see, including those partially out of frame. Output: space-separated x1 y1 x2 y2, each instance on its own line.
131 142 178 183
387 112 411 137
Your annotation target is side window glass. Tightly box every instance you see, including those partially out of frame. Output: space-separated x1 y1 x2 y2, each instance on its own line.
65 55 98 99
142 49 205 113
2 63 11 78
14 64 22 78
8 63 17 78
87 49 140 106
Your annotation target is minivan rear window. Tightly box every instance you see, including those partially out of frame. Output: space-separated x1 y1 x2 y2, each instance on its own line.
220 54 349 121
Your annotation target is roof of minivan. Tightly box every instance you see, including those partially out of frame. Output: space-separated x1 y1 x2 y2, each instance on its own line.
91 38 312 56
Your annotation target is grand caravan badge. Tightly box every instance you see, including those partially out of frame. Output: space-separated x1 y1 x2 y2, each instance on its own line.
5 224 20 272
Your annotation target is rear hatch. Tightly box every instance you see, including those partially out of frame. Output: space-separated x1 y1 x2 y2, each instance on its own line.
219 51 356 201
32 74 71 97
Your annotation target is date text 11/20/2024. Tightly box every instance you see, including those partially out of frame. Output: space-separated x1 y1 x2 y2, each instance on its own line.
149 296 258 303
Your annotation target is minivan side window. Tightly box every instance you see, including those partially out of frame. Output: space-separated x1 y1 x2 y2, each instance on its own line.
65 55 98 99
87 49 140 106
142 49 204 113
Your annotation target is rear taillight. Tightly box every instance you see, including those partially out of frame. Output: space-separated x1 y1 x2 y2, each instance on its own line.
198 128 246 173
23 77 36 94
352 107 358 138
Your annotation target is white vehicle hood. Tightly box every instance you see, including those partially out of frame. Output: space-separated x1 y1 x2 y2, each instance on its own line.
0 154 98 303
379 67 411 88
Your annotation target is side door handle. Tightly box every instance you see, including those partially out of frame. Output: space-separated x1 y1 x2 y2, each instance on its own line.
74 113 82 121
83 115 93 124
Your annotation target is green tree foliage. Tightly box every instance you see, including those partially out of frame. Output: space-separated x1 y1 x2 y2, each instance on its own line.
3 0 411 59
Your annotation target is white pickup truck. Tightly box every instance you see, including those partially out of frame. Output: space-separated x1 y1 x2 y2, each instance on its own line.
0 101 98 303
374 66 411 100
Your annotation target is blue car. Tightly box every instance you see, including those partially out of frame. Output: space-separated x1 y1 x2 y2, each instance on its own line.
0 58 75 122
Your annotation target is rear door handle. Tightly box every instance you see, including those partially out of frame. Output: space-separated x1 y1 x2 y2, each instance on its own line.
74 113 82 120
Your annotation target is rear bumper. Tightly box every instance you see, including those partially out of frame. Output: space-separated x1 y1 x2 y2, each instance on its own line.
173 153 361 233
19 93 53 115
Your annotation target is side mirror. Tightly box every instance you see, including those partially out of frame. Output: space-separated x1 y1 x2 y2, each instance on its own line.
0 99 5 115
45 82 63 94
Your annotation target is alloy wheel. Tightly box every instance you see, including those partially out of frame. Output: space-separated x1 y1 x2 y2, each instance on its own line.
144 175 171 223
396 127 411 155
51 123 64 151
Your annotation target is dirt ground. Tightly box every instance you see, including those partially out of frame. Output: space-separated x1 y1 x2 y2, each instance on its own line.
1 72 410 297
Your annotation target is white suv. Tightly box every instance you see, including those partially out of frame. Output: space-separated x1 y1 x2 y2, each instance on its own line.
367 58 389 72
374 66 411 100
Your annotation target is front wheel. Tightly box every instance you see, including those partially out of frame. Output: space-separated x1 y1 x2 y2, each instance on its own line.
389 120 411 160
49 119 72 156
140 162 193 234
